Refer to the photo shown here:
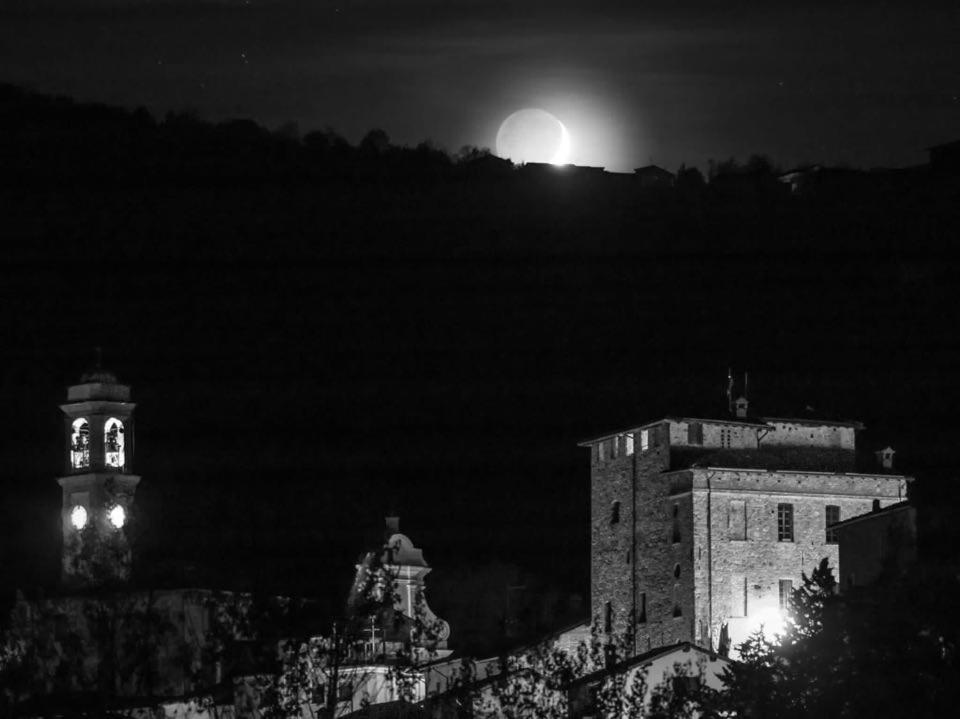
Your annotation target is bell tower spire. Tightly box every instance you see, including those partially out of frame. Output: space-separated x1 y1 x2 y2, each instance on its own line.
57 365 140 587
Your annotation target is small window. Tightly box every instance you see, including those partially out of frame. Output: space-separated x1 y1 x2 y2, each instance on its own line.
104 418 125 469
611 436 619 459
673 563 681 579
687 422 703 445
671 504 681 543
625 433 635 456
728 500 747 540
730 576 747 617
640 429 650 452
672 583 682 617
598 442 606 462
672 675 701 699
825 505 841 544
637 593 647 623
70 418 90 470
720 428 731 448
604 601 613 633
611 501 621 525
777 503 794 542
872 499 881 512
779 579 793 610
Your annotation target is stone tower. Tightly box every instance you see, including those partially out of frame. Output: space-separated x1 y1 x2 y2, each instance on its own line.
57 368 140 587
582 407 910 655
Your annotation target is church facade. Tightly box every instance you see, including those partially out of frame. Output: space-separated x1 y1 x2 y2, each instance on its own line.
582 397 910 654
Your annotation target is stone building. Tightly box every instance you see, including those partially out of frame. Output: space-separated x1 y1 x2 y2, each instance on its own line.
834 500 917 591
581 397 910 655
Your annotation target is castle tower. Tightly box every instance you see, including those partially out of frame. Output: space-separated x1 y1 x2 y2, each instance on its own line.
582 410 911 656
57 368 140 587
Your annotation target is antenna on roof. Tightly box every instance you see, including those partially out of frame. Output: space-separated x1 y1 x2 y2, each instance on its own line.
727 368 733 414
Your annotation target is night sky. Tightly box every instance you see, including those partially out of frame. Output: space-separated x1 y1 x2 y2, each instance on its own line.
1 0 959 648
1 0 958 171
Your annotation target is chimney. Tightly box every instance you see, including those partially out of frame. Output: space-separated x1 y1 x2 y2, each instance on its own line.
875 447 895 471
385 516 400 538
734 396 749 419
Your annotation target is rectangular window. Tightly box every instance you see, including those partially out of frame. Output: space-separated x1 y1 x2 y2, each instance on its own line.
728 500 747 540
604 601 613 633
672 583 682 617
611 501 621 525
688 422 703 445
730 575 747 617
625 433 635 455
671 504 681 543
779 579 793 610
825 505 840 544
611 436 619 459
638 592 647 623
597 442 605 462
777 503 794 542
720 428 731 448
640 429 650 452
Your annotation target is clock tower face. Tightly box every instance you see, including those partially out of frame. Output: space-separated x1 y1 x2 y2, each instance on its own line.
57 369 140 588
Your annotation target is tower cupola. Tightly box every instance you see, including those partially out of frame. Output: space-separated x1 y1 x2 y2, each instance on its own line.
57 367 140 587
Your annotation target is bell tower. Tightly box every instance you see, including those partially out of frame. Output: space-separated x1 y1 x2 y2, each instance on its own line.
57 367 140 587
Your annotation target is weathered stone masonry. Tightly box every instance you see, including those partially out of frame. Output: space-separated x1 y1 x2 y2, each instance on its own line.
583 406 910 654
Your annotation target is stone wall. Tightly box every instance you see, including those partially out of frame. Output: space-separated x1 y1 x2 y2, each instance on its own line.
689 467 908 650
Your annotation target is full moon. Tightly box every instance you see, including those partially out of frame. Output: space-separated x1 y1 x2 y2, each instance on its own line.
495 108 571 165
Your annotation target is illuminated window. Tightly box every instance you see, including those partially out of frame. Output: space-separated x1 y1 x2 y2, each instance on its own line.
777 503 794 542
70 419 90 470
825 505 841 544
640 429 650 452
728 500 747 540
687 422 703 445
104 418 125 468
625 433 635 455
70 505 88 530
108 505 126 529
779 579 793 610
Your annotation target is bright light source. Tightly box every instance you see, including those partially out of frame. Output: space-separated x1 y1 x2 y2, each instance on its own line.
108 505 126 529
70 505 88 530
748 606 787 639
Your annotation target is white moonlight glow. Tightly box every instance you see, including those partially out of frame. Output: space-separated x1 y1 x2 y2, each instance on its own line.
108 505 126 529
496 108 572 165
70 505 88 530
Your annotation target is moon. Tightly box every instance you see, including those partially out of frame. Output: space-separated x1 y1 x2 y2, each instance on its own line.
496 108 572 165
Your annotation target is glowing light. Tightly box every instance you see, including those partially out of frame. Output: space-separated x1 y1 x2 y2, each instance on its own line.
747 606 787 639
70 505 88 530
70 418 90 470
105 418 125 469
108 505 126 529
495 108 573 165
